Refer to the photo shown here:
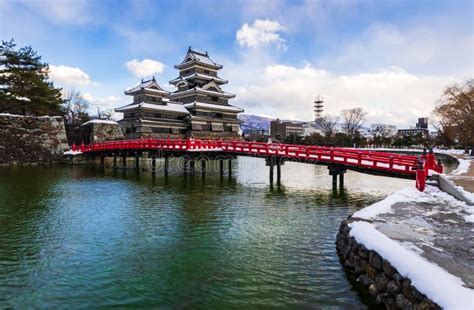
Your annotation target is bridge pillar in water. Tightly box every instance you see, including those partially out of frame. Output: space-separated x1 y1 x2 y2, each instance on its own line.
135 154 140 170
190 160 195 175
219 159 224 176
328 165 346 191
122 155 126 169
164 155 169 176
113 155 117 169
276 159 282 184
228 159 232 176
201 160 206 175
267 156 275 184
151 156 156 174
100 155 105 168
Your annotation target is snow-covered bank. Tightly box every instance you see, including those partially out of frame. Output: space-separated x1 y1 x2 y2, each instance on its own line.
451 158 471 175
353 185 474 223
349 221 473 309
337 185 474 309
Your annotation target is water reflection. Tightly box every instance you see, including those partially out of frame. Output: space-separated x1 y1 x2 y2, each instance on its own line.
0 157 413 308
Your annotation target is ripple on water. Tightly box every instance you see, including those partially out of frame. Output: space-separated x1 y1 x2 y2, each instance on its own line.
0 161 408 308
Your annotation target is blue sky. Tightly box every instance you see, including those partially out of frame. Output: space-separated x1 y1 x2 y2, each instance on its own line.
1 0 473 127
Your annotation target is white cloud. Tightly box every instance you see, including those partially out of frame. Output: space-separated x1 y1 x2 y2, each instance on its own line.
17 0 92 25
49 65 95 87
226 61 456 127
83 92 124 119
124 59 165 77
236 19 287 49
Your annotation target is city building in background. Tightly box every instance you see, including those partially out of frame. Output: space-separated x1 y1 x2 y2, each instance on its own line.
270 119 304 139
397 117 430 137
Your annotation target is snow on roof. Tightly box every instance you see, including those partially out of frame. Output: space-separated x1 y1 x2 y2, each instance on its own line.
115 102 190 114
176 47 223 69
81 119 118 126
169 73 227 84
184 101 244 112
170 87 235 99
125 77 168 95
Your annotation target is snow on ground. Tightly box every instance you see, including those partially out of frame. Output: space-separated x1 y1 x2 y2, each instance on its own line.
64 150 82 155
357 147 469 155
353 185 474 224
451 158 471 175
81 119 118 125
349 221 474 309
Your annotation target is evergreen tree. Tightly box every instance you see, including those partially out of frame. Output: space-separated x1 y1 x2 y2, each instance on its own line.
0 39 62 116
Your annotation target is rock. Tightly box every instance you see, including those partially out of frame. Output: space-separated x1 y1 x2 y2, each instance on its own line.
396 294 410 309
369 251 383 270
353 255 367 275
386 280 400 295
411 286 424 301
358 245 369 259
357 274 374 286
368 284 378 297
342 245 351 259
375 273 390 292
393 273 404 286
402 279 413 299
366 265 377 280
376 292 389 304
384 297 397 310
383 259 397 277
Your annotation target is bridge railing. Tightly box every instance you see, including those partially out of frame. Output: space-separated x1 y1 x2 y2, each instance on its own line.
70 138 444 191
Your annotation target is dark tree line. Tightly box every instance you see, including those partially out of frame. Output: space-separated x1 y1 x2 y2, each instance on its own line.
0 39 62 115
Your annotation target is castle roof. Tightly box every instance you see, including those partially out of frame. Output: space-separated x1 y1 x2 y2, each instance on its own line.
169 73 228 85
184 101 244 113
125 77 169 96
115 102 189 114
174 47 223 70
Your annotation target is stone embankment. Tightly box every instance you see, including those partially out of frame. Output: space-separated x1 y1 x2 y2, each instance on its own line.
336 220 439 309
336 156 474 309
0 114 69 165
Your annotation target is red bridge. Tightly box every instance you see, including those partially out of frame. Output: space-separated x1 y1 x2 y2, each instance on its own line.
68 138 443 192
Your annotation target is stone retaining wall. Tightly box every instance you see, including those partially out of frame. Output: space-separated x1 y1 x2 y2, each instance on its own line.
336 219 440 309
0 114 69 165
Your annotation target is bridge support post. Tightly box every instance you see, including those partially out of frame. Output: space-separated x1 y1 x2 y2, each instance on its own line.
268 156 275 184
113 155 117 169
276 159 281 184
135 154 140 170
228 159 232 176
190 160 195 175
328 165 346 191
164 155 169 175
122 155 126 169
100 155 105 168
151 156 156 174
219 159 224 176
201 160 206 175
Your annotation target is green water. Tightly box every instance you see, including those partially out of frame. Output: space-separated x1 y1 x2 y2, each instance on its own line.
0 157 412 308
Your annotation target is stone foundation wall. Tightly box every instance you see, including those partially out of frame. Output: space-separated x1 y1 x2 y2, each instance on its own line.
336 219 440 309
89 122 124 143
0 114 69 165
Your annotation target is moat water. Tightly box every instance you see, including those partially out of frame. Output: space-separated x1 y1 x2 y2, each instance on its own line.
0 157 415 308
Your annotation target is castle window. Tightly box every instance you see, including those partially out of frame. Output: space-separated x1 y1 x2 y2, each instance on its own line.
211 96 218 102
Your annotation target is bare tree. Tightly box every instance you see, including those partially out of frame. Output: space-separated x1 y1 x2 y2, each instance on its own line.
341 108 366 138
370 124 397 147
316 115 339 139
62 89 90 125
433 79 474 154
98 108 113 120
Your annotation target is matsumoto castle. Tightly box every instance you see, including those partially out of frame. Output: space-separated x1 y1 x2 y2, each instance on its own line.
115 47 244 139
